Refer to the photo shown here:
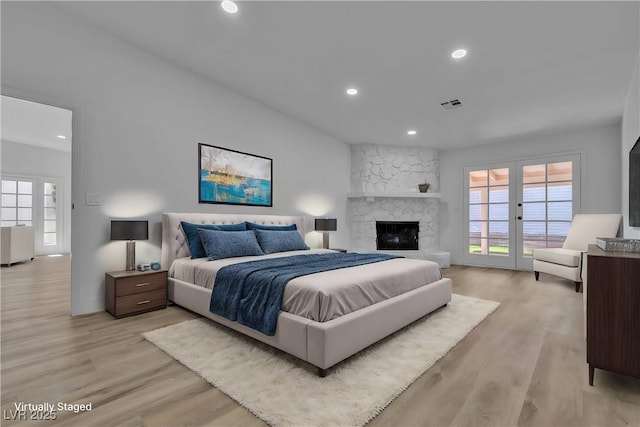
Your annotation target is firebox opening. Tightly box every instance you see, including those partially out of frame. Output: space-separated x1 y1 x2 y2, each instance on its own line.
376 221 419 250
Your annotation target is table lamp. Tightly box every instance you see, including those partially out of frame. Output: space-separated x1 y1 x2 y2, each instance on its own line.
110 220 148 271
315 218 337 249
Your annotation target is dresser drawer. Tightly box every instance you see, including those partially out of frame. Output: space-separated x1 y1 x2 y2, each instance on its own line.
115 272 166 296
115 289 167 317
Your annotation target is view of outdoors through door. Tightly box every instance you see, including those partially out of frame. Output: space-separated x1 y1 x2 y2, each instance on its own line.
469 168 510 255
465 155 579 269
43 182 58 246
1 177 62 254
521 162 573 256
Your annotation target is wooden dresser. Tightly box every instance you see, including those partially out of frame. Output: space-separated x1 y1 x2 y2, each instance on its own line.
105 269 168 318
586 245 640 385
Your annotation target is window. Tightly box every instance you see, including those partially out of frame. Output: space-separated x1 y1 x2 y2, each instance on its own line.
522 161 573 256
2 176 63 253
43 182 57 246
1 179 33 227
468 168 510 255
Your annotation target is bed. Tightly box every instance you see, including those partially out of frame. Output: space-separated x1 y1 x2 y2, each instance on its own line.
161 212 452 376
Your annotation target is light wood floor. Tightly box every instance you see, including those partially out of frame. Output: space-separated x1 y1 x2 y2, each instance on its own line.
1 256 639 426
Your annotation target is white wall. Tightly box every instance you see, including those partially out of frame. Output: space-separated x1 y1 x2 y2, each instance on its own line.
621 52 640 239
1 3 350 315
440 124 622 265
0 140 72 253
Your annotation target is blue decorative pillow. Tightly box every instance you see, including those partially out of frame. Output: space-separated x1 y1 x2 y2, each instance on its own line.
198 229 264 260
246 222 297 231
254 229 309 254
180 221 247 259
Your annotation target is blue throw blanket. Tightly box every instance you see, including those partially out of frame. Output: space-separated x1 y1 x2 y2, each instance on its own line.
209 253 400 336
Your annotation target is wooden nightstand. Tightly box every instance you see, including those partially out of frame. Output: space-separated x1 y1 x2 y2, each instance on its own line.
105 269 168 318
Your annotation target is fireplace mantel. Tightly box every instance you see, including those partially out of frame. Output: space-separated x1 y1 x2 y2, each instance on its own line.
347 192 441 200
349 145 445 265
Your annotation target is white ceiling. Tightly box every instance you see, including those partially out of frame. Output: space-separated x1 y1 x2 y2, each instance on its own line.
1 96 72 152
56 1 639 150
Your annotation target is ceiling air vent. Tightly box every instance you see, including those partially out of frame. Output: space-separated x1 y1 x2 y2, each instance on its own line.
440 98 462 110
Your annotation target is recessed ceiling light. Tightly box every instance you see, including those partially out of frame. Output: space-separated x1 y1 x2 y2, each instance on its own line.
221 1 238 14
407 130 417 136
56 135 67 139
346 88 358 96
451 49 467 59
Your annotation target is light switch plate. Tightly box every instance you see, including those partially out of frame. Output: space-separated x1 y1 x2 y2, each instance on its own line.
86 193 101 206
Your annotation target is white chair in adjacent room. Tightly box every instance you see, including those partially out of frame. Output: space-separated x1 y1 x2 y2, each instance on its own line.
533 214 622 292
1 225 35 266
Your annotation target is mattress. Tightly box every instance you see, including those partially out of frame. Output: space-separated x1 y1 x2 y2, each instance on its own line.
170 249 443 322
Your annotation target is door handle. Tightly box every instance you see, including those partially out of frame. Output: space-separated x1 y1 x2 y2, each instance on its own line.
516 216 522 220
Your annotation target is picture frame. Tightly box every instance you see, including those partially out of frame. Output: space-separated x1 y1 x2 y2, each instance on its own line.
199 143 273 207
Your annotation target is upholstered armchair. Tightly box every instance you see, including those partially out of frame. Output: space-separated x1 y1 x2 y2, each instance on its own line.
1 225 35 266
533 214 621 292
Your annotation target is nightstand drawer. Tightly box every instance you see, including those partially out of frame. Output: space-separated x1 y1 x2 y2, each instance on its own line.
115 289 167 316
105 270 168 318
115 272 166 296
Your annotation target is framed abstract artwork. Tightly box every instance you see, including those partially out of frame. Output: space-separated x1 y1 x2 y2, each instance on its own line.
198 143 273 207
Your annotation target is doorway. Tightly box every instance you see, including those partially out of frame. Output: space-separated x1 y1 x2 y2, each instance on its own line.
0 95 72 256
463 154 581 270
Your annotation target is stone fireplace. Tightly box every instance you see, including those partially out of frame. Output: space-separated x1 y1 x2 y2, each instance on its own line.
348 144 450 267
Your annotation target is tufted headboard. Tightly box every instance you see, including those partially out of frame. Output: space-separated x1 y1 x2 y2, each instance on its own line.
161 212 305 268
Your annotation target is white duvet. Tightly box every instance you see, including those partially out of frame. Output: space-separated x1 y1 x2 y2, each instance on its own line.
170 249 442 322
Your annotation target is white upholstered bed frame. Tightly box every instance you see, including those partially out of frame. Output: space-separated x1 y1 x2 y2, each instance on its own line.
162 212 452 375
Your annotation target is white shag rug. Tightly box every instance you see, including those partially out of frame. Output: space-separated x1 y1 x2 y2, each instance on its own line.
144 294 499 427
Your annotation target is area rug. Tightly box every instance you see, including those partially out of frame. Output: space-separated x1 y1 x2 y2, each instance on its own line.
143 294 499 427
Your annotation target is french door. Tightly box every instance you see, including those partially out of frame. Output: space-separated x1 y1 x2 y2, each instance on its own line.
1 175 64 255
463 154 580 270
